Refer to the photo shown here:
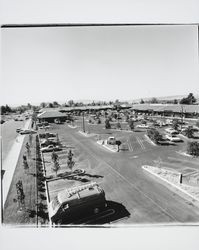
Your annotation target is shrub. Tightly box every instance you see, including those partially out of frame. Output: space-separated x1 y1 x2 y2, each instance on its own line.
183 126 194 138
105 119 111 129
172 119 180 131
128 119 134 130
116 122 121 129
187 141 199 157
115 140 122 152
147 128 162 144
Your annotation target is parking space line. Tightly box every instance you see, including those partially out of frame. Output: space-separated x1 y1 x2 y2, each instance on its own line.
127 137 133 152
136 136 145 150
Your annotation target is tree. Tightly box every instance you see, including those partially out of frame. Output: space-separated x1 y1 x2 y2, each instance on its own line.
23 155 29 173
27 103 32 109
115 140 122 152
29 134 33 145
40 102 46 108
150 98 158 104
48 103 54 108
52 160 60 176
0 106 6 114
172 119 180 131
125 114 130 122
173 99 178 104
97 118 101 124
68 100 74 107
53 101 60 107
56 133 60 145
1 105 12 114
51 151 59 163
140 99 145 104
183 126 194 138
180 93 196 105
67 150 75 171
114 99 121 110
128 119 134 130
187 141 199 157
5 104 12 112
147 128 162 144
116 122 121 130
105 119 111 129
26 142 31 156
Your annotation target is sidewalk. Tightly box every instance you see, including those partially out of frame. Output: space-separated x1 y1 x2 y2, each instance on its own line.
142 165 199 205
2 119 32 206
78 130 96 137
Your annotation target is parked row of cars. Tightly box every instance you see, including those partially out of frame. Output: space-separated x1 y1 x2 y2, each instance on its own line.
39 132 62 152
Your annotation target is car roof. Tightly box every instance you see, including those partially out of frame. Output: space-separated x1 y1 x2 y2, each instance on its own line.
57 184 103 204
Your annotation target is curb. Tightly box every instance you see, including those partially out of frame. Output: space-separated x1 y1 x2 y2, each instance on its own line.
96 140 117 153
144 134 157 146
78 131 96 137
142 165 199 203
68 125 77 129
176 151 193 158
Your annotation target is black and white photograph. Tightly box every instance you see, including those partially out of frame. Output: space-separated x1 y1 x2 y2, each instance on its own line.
0 0 199 249
1 24 199 227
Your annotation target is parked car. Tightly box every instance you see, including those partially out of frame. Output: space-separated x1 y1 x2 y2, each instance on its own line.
165 134 182 142
107 136 116 145
136 124 149 129
41 145 61 153
19 129 36 135
16 128 22 133
0 119 5 124
39 132 57 138
40 139 58 147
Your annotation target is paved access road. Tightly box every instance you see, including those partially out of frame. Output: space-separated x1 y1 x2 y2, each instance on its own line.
51 123 199 224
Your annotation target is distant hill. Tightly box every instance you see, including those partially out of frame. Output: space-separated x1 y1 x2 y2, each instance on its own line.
130 94 199 103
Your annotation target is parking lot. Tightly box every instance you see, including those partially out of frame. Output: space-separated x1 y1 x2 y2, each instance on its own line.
40 115 199 225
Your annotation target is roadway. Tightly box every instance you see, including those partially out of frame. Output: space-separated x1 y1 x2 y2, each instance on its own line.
49 122 199 224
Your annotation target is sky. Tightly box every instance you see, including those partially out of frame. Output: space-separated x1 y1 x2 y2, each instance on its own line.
1 25 198 106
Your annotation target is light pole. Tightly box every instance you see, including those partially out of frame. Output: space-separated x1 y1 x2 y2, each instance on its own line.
82 111 85 133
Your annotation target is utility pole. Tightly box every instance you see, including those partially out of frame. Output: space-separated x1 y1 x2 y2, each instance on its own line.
181 105 184 124
82 112 85 133
180 105 186 129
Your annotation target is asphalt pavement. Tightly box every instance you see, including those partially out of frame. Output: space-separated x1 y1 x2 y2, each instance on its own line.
47 121 199 224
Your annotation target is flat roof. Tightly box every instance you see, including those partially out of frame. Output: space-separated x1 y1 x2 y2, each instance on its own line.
131 104 199 113
37 110 67 118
